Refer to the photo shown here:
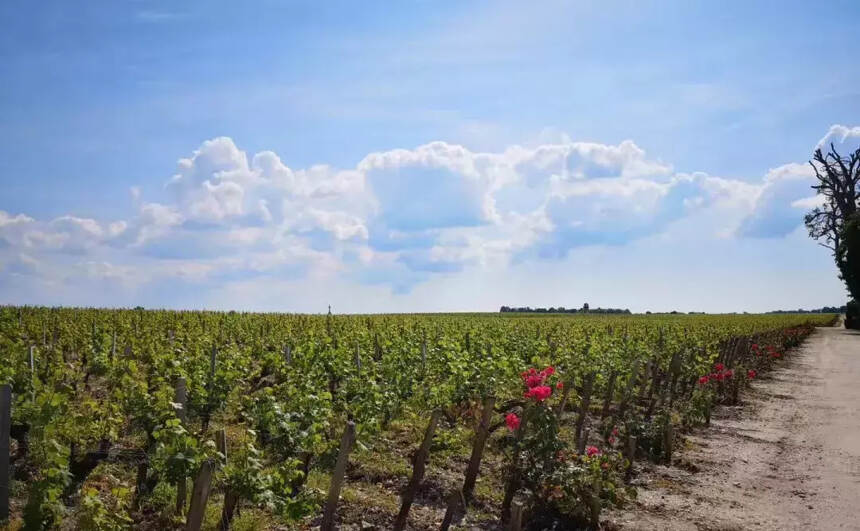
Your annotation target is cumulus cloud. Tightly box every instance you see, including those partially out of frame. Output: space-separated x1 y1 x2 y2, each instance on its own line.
736 163 817 239
735 128 860 240
0 211 36 248
0 211 127 254
1 126 856 298
360 141 498 232
510 139 672 183
534 176 699 255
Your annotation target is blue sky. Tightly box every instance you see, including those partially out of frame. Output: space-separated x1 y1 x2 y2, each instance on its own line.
1 0 859 312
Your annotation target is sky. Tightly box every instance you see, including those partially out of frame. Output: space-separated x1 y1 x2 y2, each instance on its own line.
1 0 859 313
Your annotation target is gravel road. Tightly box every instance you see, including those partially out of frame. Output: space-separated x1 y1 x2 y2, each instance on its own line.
606 325 860 530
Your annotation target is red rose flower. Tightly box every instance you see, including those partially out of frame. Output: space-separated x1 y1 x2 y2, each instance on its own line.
505 413 521 431
525 385 553 402
525 374 544 388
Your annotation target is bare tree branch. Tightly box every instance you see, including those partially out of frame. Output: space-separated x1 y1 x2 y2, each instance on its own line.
804 144 860 259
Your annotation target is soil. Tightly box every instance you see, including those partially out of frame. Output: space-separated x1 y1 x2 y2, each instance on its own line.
604 325 860 530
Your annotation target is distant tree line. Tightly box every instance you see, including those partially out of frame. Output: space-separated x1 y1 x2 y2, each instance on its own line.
766 305 847 314
499 303 631 314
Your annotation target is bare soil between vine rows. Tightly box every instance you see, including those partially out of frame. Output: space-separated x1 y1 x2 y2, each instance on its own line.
604 325 860 531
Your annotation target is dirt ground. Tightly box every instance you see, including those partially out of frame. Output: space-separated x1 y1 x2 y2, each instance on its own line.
604 325 860 531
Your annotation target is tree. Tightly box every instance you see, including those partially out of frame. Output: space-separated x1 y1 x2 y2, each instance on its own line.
836 213 860 301
840 215 860 329
804 142 860 328
804 143 860 253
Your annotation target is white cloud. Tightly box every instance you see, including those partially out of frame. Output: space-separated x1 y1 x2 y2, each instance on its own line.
1 126 855 301
791 195 826 210
302 209 369 241
127 202 184 246
0 211 35 227
508 139 673 183
0 212 127 254
736 163 817 239
816 124 860 151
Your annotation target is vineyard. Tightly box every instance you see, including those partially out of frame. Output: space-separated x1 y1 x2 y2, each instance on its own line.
0 307 836 530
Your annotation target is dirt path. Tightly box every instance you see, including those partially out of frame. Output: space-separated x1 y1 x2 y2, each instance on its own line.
605 325 860 531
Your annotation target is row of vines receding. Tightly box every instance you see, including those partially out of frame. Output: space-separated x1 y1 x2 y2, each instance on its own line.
0 307 836 530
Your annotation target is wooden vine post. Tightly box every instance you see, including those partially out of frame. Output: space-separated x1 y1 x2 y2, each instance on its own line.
217 429 241 531
663 419 674 464
393 410 441 531
1 384 11 522
461 396 495 504
440 490 464 531
624 435 637 482
175 377 188 514
320 421 356 531
507 500 523 531
577 426 590 455
185 459 215 531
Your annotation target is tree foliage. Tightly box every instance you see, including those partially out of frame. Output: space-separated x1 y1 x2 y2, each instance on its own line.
837 213 860 300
